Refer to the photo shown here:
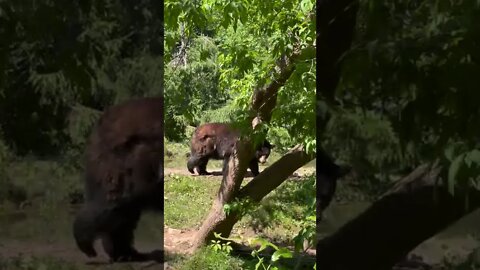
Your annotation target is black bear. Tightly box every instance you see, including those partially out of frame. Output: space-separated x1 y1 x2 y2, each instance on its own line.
187 123 273 176
73 97 163 262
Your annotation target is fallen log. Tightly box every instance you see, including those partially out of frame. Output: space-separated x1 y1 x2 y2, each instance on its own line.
317 162 480 270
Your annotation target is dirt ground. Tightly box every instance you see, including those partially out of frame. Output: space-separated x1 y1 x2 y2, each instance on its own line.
162 165 316 252
164 166 316 179
0 239 165 269
2 166 479 269
0 166 315 269
0 226 195 269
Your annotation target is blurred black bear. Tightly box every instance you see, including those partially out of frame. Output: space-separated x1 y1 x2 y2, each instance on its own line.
187 123 273 176
73 97 163 262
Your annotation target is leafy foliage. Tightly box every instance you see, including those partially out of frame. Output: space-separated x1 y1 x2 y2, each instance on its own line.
322 109 413 183
327 0 480 191
0 0 163 156
164 0 316 150
209 232 234 254
164 35 228 140
179 246 245 270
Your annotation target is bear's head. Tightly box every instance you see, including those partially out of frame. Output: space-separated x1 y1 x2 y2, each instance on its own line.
255 140 274 164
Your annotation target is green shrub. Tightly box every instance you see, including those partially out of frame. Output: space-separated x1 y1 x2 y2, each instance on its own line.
179 247 244 270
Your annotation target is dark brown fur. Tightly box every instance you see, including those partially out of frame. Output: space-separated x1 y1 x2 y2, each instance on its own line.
187 123 273 176
73 97 163 262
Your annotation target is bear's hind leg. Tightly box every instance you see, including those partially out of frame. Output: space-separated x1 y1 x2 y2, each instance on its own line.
102 231 147 262
101 208 147 262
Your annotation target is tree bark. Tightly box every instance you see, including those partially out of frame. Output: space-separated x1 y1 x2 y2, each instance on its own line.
316 162 480 270
238 145 315 201
191 139 253 249
250 49 301 126
251 8 315 127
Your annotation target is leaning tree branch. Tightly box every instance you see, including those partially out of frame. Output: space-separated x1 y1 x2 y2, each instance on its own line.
251 6 316 127
316 162 480 270
191 145 314 251
250 49 301 127
238 145 315 201
191 139 253 250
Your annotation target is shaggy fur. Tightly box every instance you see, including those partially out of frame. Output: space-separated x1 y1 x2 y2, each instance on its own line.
187 123 273 176
73 97 163 262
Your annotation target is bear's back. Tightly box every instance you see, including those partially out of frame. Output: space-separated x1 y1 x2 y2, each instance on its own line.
95 97 164 151
193 123 238 142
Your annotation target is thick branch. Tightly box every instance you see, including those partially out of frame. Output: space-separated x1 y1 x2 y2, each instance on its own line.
218 140 253 203
191 139 253 249
191 145 314 251
251 5 316 126
238 145 314 201
316 163 480 270
251 46 313 127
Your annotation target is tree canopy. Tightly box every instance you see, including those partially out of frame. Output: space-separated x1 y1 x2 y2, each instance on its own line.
164 0 316 153
317 1 480 269
330 0 480 192
0 0 163 157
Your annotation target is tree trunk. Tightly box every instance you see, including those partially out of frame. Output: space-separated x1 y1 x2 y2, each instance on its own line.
191 139 253 249
316 162 480 270
191 145 315 250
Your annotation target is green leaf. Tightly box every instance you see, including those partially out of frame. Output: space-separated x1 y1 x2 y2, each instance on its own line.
271 247 293 262
448 154 463 195
250 237 278 252
448 153 472 195
444 142 468 162
293 229 305 252
223 203 232 215
300 0 313 13
464 149 480 168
